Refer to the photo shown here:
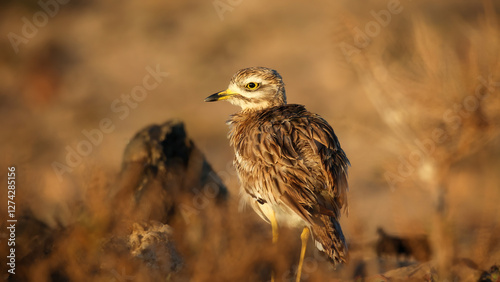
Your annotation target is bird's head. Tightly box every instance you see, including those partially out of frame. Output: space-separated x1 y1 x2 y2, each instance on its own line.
205 67 287 111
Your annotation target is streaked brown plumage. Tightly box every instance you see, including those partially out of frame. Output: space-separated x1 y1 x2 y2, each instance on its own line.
205 67 350 267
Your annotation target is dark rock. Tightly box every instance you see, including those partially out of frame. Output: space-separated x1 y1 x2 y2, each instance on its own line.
376 227 432 263
112 119 228 223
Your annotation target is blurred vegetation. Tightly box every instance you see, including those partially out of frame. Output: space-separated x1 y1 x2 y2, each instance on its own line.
0 0 499 281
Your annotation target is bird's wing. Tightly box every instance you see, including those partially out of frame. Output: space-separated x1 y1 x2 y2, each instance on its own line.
255 106 350 221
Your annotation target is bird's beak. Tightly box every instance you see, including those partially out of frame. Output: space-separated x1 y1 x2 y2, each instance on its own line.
204 89 237 102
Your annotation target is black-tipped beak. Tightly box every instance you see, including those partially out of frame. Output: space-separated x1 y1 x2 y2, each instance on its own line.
204 92 222 102
204 89 236 102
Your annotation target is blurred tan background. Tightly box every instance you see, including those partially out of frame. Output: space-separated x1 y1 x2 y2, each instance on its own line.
1 0 500 281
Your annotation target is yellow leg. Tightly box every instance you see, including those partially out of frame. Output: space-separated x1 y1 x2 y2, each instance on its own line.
270 211 278 282
270 210 279 244
296 227 310 282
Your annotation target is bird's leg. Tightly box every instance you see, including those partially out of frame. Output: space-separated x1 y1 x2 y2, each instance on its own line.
270 210 278 243
296 227 310 282
270 211 278 282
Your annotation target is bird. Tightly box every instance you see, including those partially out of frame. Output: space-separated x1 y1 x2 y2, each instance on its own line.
205 67 350 281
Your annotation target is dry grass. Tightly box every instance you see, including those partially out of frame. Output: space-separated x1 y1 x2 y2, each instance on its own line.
1 0 500 281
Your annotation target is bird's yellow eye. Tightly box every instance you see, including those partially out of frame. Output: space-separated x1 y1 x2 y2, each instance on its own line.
245 82 260 90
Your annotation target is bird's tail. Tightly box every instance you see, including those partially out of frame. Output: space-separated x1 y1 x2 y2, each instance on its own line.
310 215 347 265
